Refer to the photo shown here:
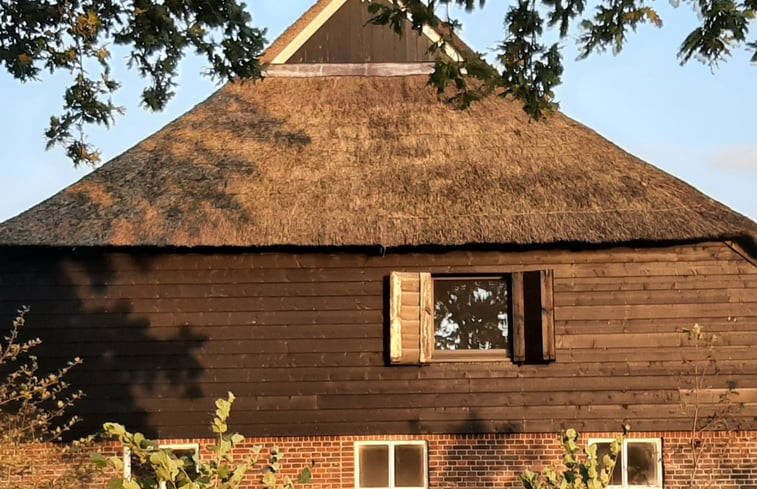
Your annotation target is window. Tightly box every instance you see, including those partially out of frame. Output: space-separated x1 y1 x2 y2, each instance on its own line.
355 441 427 489
433 276 510 351
589 439 663 489
124 443 200 488
389 270 554 364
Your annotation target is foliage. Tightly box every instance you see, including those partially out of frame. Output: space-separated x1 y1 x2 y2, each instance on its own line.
521 428 626 489
679 323 741 488
680 323 740 432
0 0 266 166
0 306 83 444
368 0 755 116
0 306 90 487
93 392 312 489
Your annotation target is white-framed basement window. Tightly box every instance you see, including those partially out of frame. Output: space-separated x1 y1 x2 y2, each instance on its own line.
588 438 663 489
123 443 200 488
355 441 428 489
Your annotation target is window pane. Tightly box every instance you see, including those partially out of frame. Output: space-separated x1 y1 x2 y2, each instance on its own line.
394 445 425 487
626 442 659 486
593 442 623 486
172 448 197 474
434 278 509 351
359 445 389 488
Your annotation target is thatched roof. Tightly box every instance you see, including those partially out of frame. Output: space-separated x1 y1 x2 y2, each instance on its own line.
1 74 755 248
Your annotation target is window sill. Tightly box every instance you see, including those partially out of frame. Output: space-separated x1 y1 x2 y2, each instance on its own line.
426 349 510 363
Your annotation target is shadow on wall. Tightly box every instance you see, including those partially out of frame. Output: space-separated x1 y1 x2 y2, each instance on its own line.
735 236 757 263
0 248 208 439
414 413 528 489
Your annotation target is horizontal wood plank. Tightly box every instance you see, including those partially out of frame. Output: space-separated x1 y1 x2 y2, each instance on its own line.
2 243 756 437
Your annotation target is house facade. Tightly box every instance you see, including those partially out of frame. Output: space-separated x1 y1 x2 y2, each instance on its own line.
1 1 757 488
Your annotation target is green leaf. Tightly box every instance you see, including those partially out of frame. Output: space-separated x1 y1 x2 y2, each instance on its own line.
298 467 312 484
90 452 108 468
262 471 277 488
104 422 126 437
122 480 142 489
106 479 127 489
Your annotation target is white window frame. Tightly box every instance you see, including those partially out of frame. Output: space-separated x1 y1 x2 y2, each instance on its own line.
588 438 663 489
123 442 200 488
354 440 428 489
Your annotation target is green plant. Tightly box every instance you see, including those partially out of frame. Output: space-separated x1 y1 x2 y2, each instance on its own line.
93 392 311 489
681 324 739 433
0 306 83 444
0 306 91 488
679 323 740 489
0 1 266 166
369 0 755 119
521 428 625 489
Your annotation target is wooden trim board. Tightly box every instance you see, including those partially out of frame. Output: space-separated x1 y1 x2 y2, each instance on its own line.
265 62 436 78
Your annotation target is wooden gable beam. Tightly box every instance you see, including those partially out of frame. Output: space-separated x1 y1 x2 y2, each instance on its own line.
269 0 462 65
270 0 350 64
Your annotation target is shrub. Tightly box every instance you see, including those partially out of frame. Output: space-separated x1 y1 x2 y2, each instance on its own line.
521 428 625 489
94 392 311 489
0 306 91 488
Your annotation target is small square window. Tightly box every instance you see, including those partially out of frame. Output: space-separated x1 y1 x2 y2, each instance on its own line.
589 439 662 489
433 276 510 352
124 443 200 489
355 441 427 489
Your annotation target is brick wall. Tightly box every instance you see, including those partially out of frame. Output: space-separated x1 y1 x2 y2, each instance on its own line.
3 431 757 489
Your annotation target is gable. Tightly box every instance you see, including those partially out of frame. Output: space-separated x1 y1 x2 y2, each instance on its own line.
286 0 438 64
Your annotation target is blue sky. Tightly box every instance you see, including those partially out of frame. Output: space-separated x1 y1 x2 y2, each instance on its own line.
0 1 754 223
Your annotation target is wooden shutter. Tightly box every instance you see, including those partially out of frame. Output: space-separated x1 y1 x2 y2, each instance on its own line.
389 272 432 364
511 270 555 364
419 273 434 363
540 269 555 361
511 272 526 363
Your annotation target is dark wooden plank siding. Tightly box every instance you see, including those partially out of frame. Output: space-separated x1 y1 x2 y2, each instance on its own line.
0 242 756 438
287 0 438 64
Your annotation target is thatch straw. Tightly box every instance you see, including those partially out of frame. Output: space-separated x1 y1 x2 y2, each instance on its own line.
0 75 754 248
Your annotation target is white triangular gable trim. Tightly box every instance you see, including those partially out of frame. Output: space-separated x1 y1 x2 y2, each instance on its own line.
270 0 462 64
420 24 462 62
271 0 350 64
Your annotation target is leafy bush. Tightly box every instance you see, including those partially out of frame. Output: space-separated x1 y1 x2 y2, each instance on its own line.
94 392 311 489
0 306 91 487
521 428 625 489
0 306 83 443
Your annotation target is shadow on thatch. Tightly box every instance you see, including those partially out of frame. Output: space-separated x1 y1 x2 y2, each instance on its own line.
0 248 208 439
0 87 314 247
98 89 312 246
92 90 311 245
